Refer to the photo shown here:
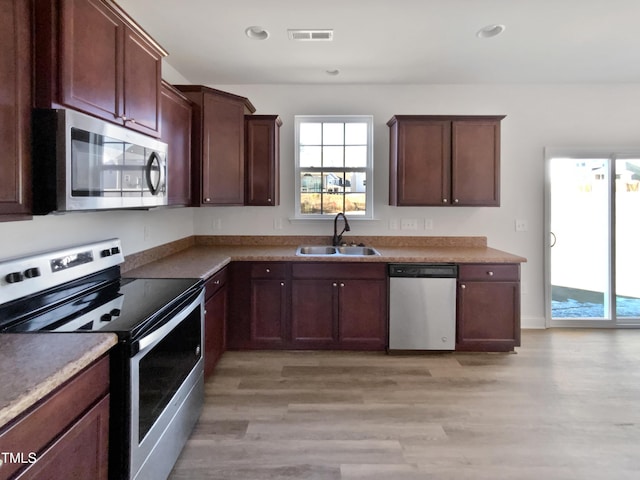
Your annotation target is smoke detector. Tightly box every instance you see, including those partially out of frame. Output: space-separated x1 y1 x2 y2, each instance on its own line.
288 29 334 41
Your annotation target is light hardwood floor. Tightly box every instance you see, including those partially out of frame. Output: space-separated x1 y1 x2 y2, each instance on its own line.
169 329 640 479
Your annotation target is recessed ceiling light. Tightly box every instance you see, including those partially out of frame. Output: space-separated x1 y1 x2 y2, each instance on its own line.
326 69 340 76
476 24 506 39
245 26 270 40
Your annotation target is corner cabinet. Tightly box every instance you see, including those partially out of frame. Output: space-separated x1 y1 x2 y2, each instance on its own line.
161 81 192 206
245 115 282 206
456 264 521 352
175 85 256 206
34 0 166 137
0 356 110 480
388 115 505 206
0 0 32 221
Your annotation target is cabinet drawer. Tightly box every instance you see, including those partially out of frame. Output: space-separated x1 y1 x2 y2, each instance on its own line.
0 356 109 480
458 264 519 282
205 267 228 299
250 263 287 279
292 263 386 280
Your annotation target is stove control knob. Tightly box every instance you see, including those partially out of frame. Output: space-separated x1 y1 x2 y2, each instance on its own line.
5 272 24 283
100 249 112 258
110 308 121 317
111 246 121 255
24 267 41 279
100 313 112 322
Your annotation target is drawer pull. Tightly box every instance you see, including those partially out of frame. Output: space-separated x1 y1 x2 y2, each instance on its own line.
487 271 494 276
214 280 220 285
461 284 466 289
266 268 271 273
280 282 285 286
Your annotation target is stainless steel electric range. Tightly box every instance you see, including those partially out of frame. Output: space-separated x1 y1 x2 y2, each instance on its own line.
0 239 204 480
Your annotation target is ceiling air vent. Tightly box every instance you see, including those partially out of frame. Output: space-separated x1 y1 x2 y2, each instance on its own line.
288 29 334 41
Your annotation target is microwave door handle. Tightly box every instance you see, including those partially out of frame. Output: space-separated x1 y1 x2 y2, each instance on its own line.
145 152 164 195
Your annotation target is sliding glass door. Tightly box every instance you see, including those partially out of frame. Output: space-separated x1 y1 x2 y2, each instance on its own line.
546 151 640 327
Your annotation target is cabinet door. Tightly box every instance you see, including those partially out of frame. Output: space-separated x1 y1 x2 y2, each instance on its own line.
457 280 520 352
122 25 162 136
15 396 110 480
339 279 387 350
452 120 501 206
394 119 451 206
202 94 245 205
245 115 281 206
291 279 337 347
250 279 287 345
0 0 32 220
161 82 192 206
204 285 227 377
59 0 123 122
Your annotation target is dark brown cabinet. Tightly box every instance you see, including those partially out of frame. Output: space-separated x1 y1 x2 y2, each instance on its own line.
204 267 228 377
388 115 504 206
290 263 387 350
227 262 289 349
245 115 282 206
456 264 521 352
34 0 166 137
0 356 110 480
0 0 32 221
161 81 192 206
175 85 256 206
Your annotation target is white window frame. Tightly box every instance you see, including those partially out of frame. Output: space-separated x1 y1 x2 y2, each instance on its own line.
294 115 374 220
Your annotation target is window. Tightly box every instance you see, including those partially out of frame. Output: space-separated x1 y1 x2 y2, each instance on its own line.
294 115 373 219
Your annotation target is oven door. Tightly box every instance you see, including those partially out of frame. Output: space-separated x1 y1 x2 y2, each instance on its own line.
129 288 204 480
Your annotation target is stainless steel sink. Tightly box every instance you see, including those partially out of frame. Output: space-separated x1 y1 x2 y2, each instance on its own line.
336 246 381 256
296 246 338 255
296 245 380 256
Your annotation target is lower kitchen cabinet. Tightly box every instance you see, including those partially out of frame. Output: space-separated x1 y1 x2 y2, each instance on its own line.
456 264 521 352
227 262 289 349
204 267 228 377
290 263 387 350
0 356 110 480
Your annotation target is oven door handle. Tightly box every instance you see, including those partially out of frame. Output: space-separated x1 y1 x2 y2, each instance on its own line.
134 288 204 357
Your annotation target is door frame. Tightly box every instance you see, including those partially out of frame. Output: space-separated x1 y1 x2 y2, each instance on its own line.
544 147 640 328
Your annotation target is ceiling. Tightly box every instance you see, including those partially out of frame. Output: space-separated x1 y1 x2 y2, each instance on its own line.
117 0 640 85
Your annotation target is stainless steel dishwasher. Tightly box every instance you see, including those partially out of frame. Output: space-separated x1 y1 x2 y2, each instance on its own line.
388 263 458 351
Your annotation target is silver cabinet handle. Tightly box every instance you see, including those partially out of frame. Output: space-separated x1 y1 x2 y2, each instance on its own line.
488 271 494 276
461 284 466 289
280 282 285 286
214 280 220 285
454 199 459 203
266 268 271 273
204 197 211 202
332 282 337 287
340 283 345 287
443 198 448 203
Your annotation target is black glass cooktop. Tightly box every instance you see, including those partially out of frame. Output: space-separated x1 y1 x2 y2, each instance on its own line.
0 273 202 342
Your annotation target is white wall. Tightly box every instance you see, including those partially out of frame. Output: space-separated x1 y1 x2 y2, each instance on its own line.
193 83 640 329
2 82 639 329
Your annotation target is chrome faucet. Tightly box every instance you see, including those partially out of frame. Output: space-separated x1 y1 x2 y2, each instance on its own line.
332 212 351 246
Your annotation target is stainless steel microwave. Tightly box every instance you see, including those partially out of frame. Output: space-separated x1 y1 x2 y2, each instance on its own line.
32 109 168 214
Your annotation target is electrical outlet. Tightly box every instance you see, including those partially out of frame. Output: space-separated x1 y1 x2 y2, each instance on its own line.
273 218 283 230
401 218 418 230
424 219 434 230
515 219 528 232
143 226 150 241
211 218 222 231
389 219 399 230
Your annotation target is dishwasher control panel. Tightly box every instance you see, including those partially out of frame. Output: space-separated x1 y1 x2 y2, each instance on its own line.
388 263 457 278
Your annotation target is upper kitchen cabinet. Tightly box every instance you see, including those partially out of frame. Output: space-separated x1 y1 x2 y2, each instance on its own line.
160 81 192 206
33 0 167 137
388 115 505 206
0 0 32 221
176 85 256 206
245 115 282 206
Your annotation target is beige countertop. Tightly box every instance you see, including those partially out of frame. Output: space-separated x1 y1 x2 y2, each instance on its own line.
0 333 117 430
124 241 527 280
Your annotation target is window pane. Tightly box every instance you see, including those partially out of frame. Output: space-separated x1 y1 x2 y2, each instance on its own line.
345 146 367 167
300 192 322 214
344 193 367 215
345 172 366 193
323 123 344 145
322 193 344 214
300 146 321 167
345 123 367 145
300 123 321 145
615 158 640 318
324 171 345 193
323 146 344 167
300 172 322 192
